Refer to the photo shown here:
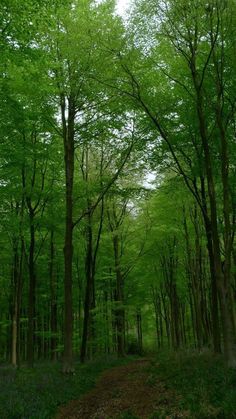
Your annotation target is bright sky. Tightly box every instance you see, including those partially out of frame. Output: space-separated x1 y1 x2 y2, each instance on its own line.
116 0 131 16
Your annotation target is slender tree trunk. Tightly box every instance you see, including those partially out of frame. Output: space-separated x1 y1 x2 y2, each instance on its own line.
200 178 221 352
194 79 236 365
161 244 180 350
11 244 19 367
151 287 161 349
27 213 36 367
49 230 57 361
136 308 143 355
113 235 125 357
61 95 75 373
160 289 170 347
216 68 236 362
80 215 93 363
16 238 24 366
11 237 23 366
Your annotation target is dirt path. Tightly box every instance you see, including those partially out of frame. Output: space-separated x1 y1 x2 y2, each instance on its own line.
56 359 188 419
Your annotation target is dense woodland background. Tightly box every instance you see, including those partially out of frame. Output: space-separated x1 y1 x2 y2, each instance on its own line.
0 0 236 378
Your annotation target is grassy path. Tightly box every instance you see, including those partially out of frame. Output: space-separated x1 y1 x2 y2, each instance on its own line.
56 358 187 419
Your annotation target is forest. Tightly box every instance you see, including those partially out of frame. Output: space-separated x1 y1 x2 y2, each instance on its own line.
0 0 236 418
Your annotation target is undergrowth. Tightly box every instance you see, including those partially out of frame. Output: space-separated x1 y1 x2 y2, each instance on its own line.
148 350 236 418
0 356 133 419
1 351 236 418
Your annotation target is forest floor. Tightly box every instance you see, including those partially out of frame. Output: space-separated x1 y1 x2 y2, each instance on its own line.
56 352 236 419
56 358 187 419
1 351 236 418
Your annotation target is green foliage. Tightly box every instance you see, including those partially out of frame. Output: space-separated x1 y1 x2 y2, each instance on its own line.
0 357 133 419
149 351 236 418
119 411 139 419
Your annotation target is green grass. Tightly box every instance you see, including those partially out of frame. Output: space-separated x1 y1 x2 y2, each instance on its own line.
0 356 133 419
148 350 236 418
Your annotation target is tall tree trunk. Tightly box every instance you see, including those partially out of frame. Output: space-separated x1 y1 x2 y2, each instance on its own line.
16 238 24 366
11 238 24 367
11 242 19 366
200 177 221 352
215 51 236 361
61 95 75 373
49 230 57 361
80 144 105 362
151 286 161 348
194 78 236 365
27 213 36 367
113 234 125 357
80 214 93 363
136 308 143 355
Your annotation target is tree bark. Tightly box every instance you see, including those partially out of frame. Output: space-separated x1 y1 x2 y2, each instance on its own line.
113 234 125 357
136 308 143 355
61 95 75 373
194 79 236 365
11 239 23 367
49 230 57 361
27 212 36 367
80 214 93 363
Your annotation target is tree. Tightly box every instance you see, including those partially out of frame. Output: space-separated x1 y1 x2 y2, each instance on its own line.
114 0 236 366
